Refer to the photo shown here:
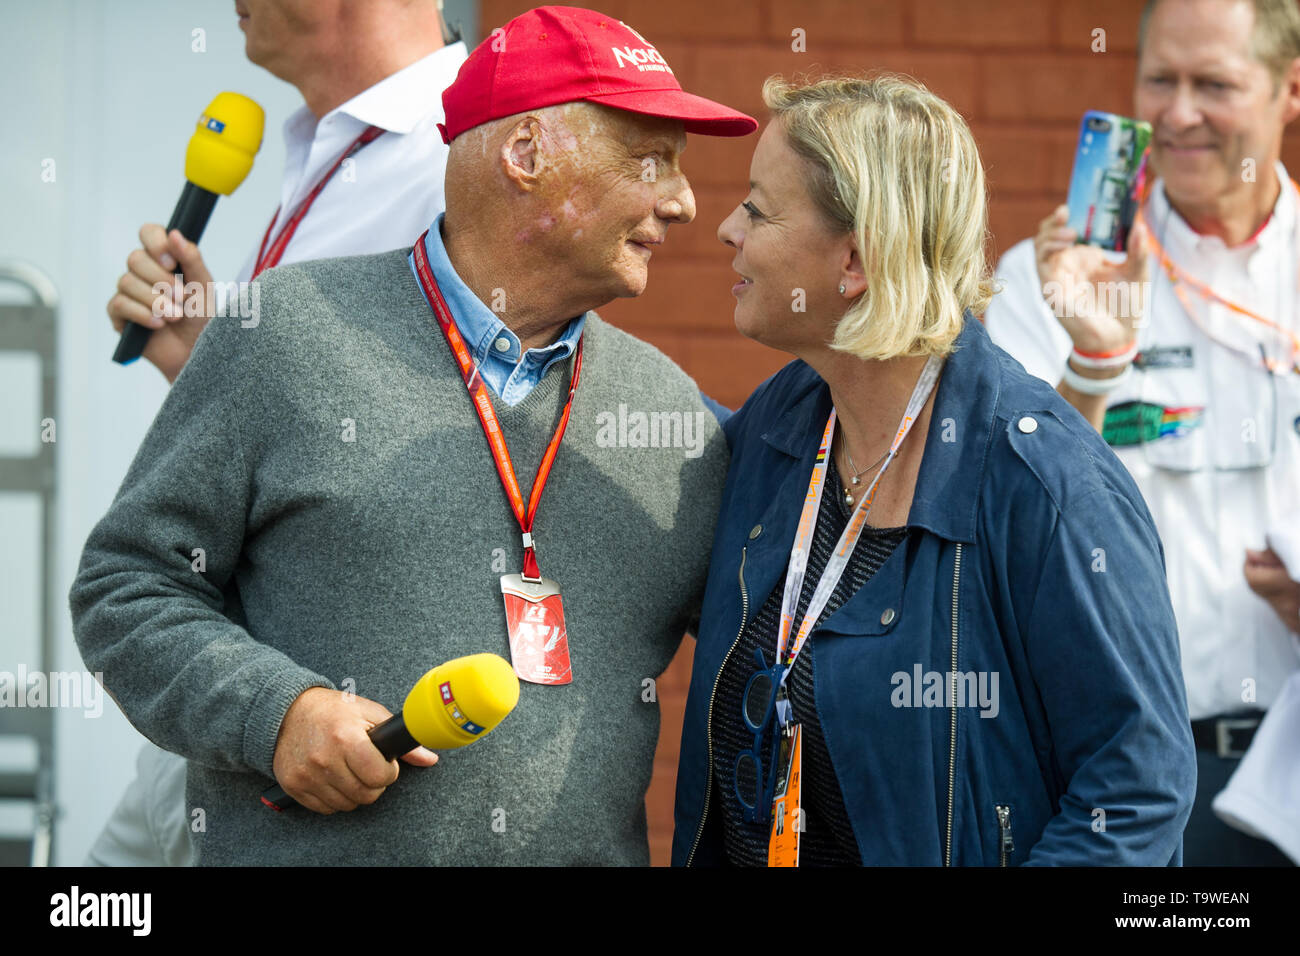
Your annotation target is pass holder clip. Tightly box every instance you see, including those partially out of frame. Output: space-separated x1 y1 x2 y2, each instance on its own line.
774 686 792 730
520 532 541 583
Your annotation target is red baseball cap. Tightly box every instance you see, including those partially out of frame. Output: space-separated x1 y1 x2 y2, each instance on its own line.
438 5 758 143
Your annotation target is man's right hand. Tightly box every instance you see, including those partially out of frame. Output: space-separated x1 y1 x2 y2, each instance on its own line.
1034 203 1150 352
1035 204 1151 431
107 225 215 383
271 687 438 815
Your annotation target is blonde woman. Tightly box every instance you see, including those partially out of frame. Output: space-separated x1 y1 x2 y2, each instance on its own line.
672 75 1196 866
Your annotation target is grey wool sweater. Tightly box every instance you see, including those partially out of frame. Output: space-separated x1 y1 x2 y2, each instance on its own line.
69 249 728 865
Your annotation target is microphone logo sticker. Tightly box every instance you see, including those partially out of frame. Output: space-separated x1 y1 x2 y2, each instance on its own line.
196 113 226 134
438 681 488 737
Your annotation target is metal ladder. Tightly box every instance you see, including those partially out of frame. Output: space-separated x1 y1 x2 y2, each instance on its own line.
0 261 59 866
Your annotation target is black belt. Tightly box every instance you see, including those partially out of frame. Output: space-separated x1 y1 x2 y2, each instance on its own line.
1190 713 1262 759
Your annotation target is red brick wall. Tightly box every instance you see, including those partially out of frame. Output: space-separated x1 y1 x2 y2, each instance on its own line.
478 0 1300 865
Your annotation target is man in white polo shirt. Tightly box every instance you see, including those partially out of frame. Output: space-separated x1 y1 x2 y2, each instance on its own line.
985 0 1300 865
106 0 467 383
92 0 467 864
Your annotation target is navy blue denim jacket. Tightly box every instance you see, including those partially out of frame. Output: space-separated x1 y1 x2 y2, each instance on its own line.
672 317 1196 866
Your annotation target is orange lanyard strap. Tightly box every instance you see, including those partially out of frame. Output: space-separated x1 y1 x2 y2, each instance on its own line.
775 356 942 709
252 124 385 279
412 232 582 581
1133 179 1300 374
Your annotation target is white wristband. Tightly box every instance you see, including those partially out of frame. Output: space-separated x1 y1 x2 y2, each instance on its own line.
1061 360 1132 395
1069 342 1138 369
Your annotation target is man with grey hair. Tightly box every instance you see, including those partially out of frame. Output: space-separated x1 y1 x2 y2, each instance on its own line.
72 6 755 865
986 0 1300 864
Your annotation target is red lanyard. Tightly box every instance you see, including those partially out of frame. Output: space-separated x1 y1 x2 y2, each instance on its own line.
411 231 583 581
251 124 385 279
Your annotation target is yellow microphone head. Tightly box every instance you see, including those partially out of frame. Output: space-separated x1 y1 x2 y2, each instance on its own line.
402 653 521 750
184 92 264 195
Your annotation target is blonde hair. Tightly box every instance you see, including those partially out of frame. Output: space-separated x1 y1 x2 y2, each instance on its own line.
1139 0 1300 91
763 74 994 360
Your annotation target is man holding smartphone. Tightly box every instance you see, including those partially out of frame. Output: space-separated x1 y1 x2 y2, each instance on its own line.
985 0 1300 865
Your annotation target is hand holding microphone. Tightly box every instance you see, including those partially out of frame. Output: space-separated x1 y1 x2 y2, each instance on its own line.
267 687 427 815
265 654 521 814
108 92 264 379
108 225 217 384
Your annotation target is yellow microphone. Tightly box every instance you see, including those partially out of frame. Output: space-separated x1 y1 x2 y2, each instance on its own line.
184 92 264 194
113 92 264 365
396 653 521 749
261 654 521 811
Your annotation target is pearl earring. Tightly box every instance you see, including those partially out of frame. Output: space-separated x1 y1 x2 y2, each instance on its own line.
838 284 846 294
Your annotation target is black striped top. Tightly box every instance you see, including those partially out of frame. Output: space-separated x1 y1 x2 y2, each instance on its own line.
711 463 908 866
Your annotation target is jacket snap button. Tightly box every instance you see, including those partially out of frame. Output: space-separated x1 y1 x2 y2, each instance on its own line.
880 608 896 626
749 524 763 539
1017 416 1038 434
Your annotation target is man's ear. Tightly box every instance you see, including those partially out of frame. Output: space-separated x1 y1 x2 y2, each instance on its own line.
1280 57 1300 125
500 117 542 191
838 233 868 299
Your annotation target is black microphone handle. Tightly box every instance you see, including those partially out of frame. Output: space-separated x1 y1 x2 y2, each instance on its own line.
112 181 219 365
260 713 419 812
367 713 420 760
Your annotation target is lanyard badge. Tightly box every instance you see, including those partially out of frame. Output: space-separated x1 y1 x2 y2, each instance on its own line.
768 723 803 868
500 573 572 685
413 233 580 685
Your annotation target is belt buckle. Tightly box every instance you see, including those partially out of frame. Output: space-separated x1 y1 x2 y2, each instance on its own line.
1215 717 1258 759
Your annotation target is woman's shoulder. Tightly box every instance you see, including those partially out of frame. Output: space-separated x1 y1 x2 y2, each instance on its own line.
723 359 825 445
975 336 1160 546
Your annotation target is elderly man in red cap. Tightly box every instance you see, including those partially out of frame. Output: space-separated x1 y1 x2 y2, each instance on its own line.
69 6 756 866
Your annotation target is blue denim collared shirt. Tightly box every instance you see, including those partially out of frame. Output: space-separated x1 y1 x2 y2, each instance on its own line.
409 214 585 406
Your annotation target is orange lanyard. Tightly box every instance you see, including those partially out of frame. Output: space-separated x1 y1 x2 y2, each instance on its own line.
1134 177 1300 375
252 124 385 279
412 231 582 581
774 357 941 716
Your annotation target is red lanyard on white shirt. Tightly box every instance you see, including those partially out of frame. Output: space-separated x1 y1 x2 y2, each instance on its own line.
774 355 943 721
251 124 385 279
411 231 583 581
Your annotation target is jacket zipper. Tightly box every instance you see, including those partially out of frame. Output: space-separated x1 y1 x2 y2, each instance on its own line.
944 541 963 867
685 545 750 866
997 804 1014 867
